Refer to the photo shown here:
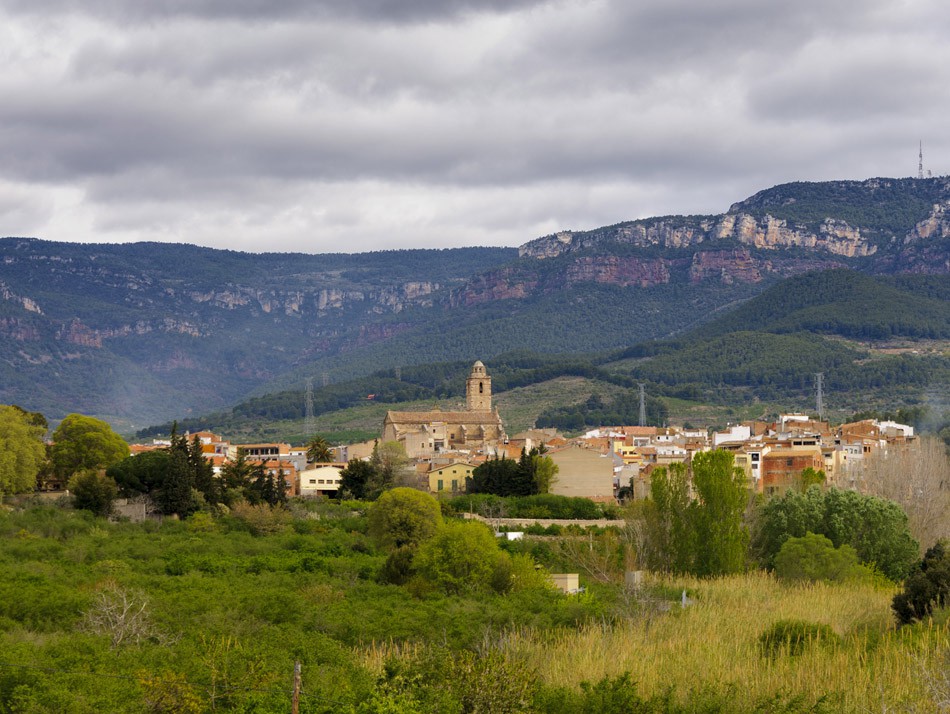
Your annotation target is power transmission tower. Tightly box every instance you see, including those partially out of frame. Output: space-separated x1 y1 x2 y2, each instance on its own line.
919 141 924 180
321 372 329 388
638 384 646 427
814 372 824 422
304 378 315 439
395 366 402 381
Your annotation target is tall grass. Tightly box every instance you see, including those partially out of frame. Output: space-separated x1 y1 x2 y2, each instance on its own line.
499 572 947 712
361 571 948 712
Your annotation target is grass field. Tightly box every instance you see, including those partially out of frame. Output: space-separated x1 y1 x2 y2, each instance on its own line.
498 572 949 713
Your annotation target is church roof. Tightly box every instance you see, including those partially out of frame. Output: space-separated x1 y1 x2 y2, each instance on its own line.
385 410 502 426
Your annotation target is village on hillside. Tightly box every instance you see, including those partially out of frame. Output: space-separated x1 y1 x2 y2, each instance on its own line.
128 361 919 505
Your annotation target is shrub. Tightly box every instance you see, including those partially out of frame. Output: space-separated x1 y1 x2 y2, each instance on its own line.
892 540 950 625
774 532 871 583
69 471 118 517
753 486 919 581
759 619 839 658
368 488 443 552
413 521 508 595
231 503 292 535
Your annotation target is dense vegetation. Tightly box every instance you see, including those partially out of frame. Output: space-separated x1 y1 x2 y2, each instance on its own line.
732 177 948 239
1 493 947 713
691 270 950 340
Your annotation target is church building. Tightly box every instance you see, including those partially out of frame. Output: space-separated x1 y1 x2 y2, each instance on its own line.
382 361 507 458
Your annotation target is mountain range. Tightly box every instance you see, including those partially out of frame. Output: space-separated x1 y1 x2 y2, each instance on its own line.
1 176 948 430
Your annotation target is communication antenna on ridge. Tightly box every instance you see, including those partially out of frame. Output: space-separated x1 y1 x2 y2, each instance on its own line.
814 373 824 422
918 141 924 180
638 384 647 427
304 378 315 438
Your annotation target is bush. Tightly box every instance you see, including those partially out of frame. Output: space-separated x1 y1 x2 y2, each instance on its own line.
413 521 509 595
759 619 839 658
774 532 871 583
230 503 292 535
69 471 118 517
368 488 443 552
753 486 919 581
892 540 950 625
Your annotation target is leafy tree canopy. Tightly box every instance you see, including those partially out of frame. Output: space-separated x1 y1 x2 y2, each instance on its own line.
414 521 509 595
50 414 128 479
753 486 919 581
367 487 443 552
0 404 47 495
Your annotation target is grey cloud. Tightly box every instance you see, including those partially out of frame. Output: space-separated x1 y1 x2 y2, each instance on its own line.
0 0 948 253
3 0 550 24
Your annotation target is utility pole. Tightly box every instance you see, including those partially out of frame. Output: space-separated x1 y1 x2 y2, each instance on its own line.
304 378 315 439
291 661 301 714
638 384 646 428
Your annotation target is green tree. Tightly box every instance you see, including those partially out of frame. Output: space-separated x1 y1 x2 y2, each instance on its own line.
517 447 558 496
158 447 196 517
753 486 919 581
306 436 334 464
50 414 128 480
0 404 47 496
187 435 217 504
645 451 749 576
338 458 376 500
774 532 866 583
648 462 694 573
797 467 826 491
413 521 509 595
220 448 254 501
69 470 119 517
468 456 521 496
367 441 413 498
107 450 173 497
690 450 749 577
367 487 443 552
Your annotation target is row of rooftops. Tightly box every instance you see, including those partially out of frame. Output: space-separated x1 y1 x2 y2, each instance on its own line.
126 414 918 500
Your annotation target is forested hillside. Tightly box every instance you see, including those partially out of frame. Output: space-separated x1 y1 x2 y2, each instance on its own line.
691 271 950 340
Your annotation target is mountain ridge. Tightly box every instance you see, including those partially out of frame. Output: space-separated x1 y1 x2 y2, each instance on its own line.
2 175 948 426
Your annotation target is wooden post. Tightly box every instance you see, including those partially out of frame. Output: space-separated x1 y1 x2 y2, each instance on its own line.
292 661 301 714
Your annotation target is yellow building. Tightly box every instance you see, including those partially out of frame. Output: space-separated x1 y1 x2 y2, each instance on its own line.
428 462 476 494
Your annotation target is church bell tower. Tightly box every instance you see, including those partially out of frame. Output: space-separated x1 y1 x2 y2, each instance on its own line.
466 360 492 412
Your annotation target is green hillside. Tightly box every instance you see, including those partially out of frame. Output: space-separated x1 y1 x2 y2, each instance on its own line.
690 270 950 340
731 177 947 239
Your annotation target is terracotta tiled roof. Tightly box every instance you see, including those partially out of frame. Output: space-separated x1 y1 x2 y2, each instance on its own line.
385 410 503 425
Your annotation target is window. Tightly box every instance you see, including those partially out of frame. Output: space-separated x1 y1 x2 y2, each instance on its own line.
479 382 484 394
437 479 444 491
786 459 794 466
451 480 458 491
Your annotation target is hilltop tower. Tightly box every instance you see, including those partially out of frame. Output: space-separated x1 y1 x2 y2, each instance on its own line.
466 360 492 412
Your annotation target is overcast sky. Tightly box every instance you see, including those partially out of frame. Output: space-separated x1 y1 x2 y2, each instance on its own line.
0 0 946 254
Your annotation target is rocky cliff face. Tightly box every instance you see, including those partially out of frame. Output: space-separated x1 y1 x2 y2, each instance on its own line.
521 211 878 260
520 177 950 267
